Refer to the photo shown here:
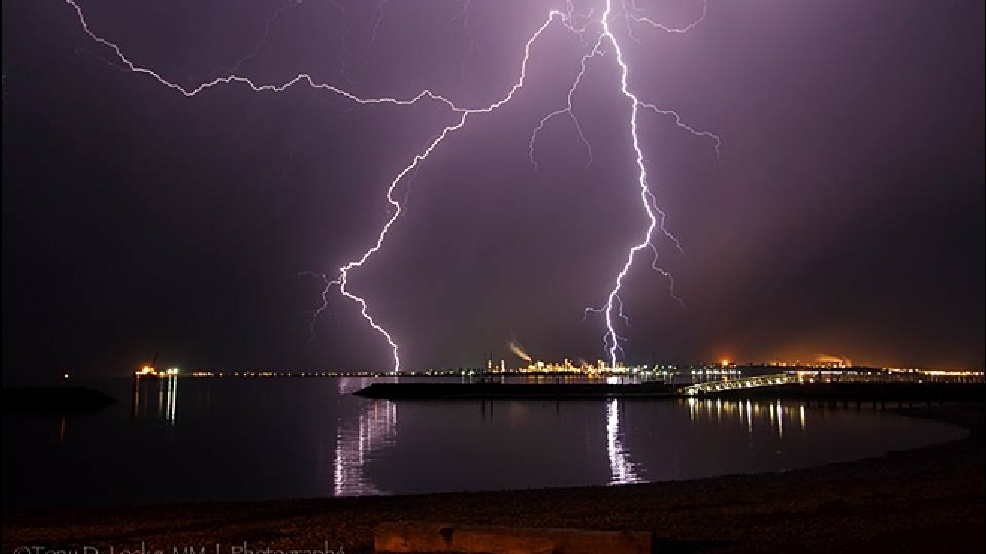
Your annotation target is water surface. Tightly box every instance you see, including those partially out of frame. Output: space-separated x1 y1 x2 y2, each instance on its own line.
1 377 966 511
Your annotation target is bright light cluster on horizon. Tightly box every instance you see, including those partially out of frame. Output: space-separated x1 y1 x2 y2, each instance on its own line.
146 363 985 379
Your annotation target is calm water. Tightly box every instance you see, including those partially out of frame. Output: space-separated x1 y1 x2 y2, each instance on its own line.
1 377 966 511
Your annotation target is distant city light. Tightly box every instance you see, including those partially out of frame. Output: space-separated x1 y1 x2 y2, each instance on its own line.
129 358 983 384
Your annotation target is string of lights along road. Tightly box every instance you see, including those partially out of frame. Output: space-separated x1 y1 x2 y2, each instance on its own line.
62 0 721 371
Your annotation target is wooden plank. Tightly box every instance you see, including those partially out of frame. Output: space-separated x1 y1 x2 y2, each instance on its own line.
375 521 654 554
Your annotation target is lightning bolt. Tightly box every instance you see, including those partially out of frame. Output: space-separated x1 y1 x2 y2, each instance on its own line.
549 0 718 367
595 0 679 367
626 0 710 36
449 0 477 93
528 38 598 172
60 0 719 372
223 0 308 75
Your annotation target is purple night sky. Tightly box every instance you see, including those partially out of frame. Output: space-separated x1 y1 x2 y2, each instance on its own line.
2 0 983 378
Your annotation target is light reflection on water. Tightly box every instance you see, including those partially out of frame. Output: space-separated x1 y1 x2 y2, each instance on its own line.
132 375 179 425
688 397 804 439
332 378 397 496
1 377 968 510
607 398 642 485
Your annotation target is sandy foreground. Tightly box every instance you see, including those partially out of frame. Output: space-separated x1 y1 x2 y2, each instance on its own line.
3 403 984 554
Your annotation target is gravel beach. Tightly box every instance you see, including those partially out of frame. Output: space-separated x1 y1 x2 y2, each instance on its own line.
3 403 983 554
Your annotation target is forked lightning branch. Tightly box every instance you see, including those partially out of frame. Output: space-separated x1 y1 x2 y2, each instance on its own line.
62 0 720 371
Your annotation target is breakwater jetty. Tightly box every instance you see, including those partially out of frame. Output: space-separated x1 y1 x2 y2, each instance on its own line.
354 379 984 402
354 381 675 400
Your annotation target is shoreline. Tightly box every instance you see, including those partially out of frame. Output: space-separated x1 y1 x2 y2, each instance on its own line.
3 402 983 553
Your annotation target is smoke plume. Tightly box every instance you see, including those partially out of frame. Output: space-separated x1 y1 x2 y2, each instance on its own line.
508 337 532 362
816 354 852 367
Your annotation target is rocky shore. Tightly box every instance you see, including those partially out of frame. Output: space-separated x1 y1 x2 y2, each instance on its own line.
3 403 983 554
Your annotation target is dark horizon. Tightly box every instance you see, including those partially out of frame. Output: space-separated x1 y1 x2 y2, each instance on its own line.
3 0 984 381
